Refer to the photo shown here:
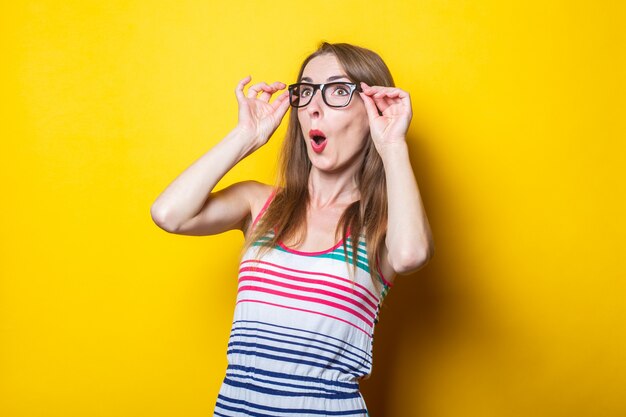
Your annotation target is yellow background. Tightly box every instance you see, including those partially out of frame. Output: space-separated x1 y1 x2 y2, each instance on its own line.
1 1 624 416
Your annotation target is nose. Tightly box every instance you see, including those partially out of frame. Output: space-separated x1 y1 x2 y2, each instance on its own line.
305 88 324 117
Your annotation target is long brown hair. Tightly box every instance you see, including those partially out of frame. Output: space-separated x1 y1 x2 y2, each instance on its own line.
244 42 395 290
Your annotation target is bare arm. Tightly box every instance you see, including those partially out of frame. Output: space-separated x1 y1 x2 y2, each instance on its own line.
150 128 262 234
150 76 290 235
378 142 434 276
359 82 434 278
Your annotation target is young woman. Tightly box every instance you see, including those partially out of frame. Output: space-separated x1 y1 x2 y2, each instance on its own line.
151 42 434 416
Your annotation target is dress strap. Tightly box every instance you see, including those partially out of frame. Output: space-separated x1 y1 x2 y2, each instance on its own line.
375 252 394 288
250 188 277 231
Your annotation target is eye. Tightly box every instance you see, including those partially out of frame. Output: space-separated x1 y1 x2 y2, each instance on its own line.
300 86 313 97
330 84 350 96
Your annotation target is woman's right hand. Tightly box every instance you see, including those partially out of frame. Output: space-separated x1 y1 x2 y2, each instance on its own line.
234 75 291 150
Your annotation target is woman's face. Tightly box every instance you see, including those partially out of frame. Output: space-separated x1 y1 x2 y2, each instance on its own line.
297 54 370 174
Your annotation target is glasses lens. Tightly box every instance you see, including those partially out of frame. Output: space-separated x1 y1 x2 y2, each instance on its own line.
290 84 314 107
323 83 354 107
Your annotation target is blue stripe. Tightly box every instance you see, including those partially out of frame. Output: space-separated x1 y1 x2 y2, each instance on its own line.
219 380 361 400
233 320 372 360
230 326 371 366
226 349 363 378
227 341 366 374
217 394 367 417
229 332 369 366
229 333 368 369
225 372 346 396
216 401 277 417
226 364 359 391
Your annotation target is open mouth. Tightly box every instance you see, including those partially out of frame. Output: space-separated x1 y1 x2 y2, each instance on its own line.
309 129 326 141
308 129 327 153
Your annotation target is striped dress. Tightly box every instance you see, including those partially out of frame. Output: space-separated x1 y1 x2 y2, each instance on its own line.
213 193 393 417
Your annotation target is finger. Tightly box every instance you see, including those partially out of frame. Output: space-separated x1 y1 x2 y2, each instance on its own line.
373 96 392 114
262 82 286 93
363 84 408 99
361 84 379 96
270 91 289 111
379 90 401 98
373 90 411 111
361 82 387 94
259 89 272 102
271 90 291 116
270 90 289 108
359 92 382 121
247 82 271 98
382 95 401 107
379 95 413 117
382 93 412 111
271 81 286 90
364 87 394 100
373 87 405 98
259 83 285 102
236 75 252 101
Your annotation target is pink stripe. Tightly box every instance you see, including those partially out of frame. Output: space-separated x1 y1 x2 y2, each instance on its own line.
238 275 376 320
240 259 379 302
273 228 353 257
236 299 371 336
239 266 378 311
277 232 349 256
238 285 374 327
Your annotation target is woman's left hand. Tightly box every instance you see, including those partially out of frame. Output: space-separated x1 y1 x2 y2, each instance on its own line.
359 82 413 151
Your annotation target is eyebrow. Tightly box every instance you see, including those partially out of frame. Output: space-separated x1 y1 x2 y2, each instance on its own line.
300 75 350 82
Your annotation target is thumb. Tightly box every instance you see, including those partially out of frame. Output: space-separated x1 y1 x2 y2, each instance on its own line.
235 75 251 103
273 91 291 116
359 92 380 122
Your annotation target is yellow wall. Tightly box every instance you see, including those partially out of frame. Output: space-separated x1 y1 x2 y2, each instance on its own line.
1 1 624 416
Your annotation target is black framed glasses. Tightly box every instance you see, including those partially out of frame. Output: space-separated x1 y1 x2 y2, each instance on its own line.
288 82 362 108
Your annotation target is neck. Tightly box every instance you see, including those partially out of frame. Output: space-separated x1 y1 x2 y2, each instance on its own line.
307 167 360 209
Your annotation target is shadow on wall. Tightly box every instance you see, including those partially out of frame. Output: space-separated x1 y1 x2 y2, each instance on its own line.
359 131 480 416
360 261 453 416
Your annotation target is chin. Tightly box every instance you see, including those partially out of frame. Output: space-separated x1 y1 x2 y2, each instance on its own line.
306 142 366 173
310 158 352 175
307 153 335 170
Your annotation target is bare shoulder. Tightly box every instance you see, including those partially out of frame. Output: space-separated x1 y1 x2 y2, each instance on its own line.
249 181 275 209
238 181 275 234
240 181 274 216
